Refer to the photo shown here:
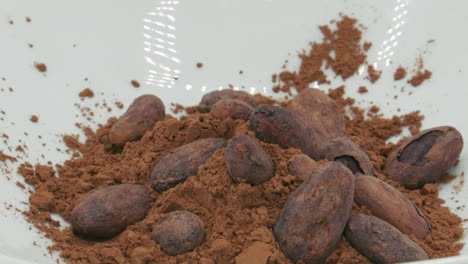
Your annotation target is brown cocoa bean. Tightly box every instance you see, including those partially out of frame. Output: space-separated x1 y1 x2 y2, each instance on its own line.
109 95 165 145
71 184 150 238
250 104 325 160
287 154 317 183
288 88 346 140
153 211 205 256
151 138 226 192
210 99 255 120
199 89 256 113
384 126 463 188
225 135 274 185
274 162 354 264
354 175 430 239
323 137 376 176
345 214 428 264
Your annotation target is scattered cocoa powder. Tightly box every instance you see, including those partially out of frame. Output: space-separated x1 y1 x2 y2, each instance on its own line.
34 62 47 73
29 115 39 123
26 17 31 23
363 42 372 51
131 80 140 88
171 103 185 114
367 65 382 83
78 88 94 98
0 151 17 163
12 14 464 264
273 16 366 93
408 70 432 87
9 20 14 25
196 62 204 68
358 86 368 93
394 66 407 80
28 43 34 48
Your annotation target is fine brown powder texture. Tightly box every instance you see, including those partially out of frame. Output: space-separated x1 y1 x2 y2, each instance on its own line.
408 70 432 87
273 16 367 93
78 88 94 98
394 66 407 80
367 65 381 83
34 62 47 73
16 15 463 264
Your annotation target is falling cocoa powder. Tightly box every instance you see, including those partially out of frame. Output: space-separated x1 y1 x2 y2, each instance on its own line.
273 16 367 93
394 66 407 80
367 65 382 83
29 115 39 123
26 17 31 23
78 88 94 98
131 80 141 88
408 70 432 87
197 62 204 68
14 14 464 264
34 62 47 73
358 86 368 94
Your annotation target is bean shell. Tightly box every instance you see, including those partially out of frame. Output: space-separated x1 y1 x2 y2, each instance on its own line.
384 126 463 188
287 154 317 183
210 99 255 120
199 90 256 113
345 214 428 264
71 184 150 238
153 211 205 256
288 88 346 140
354 175 430 239
274 162 354 264
151 138 226 192
109 95 165 145
250 104 325 160
225 135 274 185
323 137 376 176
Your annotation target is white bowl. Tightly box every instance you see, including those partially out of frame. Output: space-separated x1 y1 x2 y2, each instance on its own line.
0 0 467 263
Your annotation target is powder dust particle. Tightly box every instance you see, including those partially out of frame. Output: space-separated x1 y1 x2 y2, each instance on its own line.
394 66 407 80
367 65 382 83
26 17 31 23
196 62 204 68
27 43 34 48
408 70 432 87
358 86 368 93
34 62 47 73
78 88 94 98
29 115 39 123
9 20 14 25
131 80 140 88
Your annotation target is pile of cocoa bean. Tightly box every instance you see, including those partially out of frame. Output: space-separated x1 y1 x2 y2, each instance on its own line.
70 88 464 264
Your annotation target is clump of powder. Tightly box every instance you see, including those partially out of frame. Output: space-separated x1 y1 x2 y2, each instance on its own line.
78 88 94 98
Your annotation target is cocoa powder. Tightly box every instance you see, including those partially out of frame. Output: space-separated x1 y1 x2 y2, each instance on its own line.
394 66 407 80
14 15 464 264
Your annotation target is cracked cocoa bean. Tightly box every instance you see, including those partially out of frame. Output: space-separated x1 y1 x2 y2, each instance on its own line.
384 126 463 188
323 137 376 176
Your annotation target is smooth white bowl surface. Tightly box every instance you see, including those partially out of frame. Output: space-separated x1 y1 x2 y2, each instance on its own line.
0 0 467 263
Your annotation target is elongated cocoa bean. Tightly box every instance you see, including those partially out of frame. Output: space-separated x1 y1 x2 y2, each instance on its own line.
250 104 325 160
354 175 430 239
199 90 256 113
345 214 428 264
274 162 354 264
151 138 226 192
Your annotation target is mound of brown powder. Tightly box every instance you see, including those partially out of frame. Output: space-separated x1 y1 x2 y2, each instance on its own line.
15 15 463 264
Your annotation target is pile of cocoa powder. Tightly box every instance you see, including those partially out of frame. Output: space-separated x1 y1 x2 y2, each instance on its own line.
16 15 463 264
